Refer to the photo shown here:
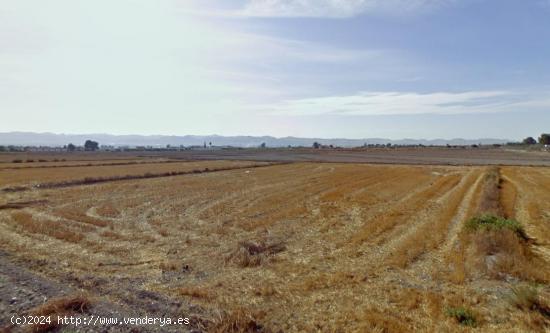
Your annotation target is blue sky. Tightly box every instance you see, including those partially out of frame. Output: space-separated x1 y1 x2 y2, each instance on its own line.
1 0 550 139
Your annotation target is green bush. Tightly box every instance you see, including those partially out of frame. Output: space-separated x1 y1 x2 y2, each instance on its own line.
465 215 528 240
445 307 477 327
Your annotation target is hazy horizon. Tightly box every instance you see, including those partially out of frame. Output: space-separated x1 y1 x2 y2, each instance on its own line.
0 131 520 148
2 1 550 139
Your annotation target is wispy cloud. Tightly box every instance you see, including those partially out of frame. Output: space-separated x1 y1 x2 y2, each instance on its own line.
240 0 457 18
255 90 550 116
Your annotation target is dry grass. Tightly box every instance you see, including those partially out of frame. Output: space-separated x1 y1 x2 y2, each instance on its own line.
351 173 461 245
507 286 550 330
355 308 411 333
0 200 47 210
225 239 285 268
27 294 91 332
476 167 502 216
95 203 119 218
464 217 548 282
499 177 517 218
388 171 475 268
178 286 212 299
509 286 548 312
1 162 549 332
461 168 549 283
0 160 271 189
55 208 110 228
207 309 271 333
8 211 84 243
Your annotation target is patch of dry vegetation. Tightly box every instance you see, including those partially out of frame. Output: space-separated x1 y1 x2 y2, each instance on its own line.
388 171 475 268
7 211 84 243
351 173 461 245
178 286 212 299
27 294 91 332
476 167 502 216
508 286 550 330
464 215 536 281
1 162 549 332
0 160 273 190
207 309 272 333
225 238 285 268
461 169 548 282
55 208 110 228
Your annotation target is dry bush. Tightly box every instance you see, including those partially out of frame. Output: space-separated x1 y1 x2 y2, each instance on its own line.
9 212 83 243
208 309 271 333
225 239 285 268
28 294 91 332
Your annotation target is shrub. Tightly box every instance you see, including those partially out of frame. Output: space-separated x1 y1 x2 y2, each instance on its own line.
12 159 22 163
465 215 528 240
445 306 477 327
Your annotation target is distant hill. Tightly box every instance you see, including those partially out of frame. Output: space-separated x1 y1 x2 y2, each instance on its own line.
0 132 510 148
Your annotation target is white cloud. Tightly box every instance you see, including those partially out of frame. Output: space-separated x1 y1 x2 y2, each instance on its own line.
255 90 550 116
240 0 456 18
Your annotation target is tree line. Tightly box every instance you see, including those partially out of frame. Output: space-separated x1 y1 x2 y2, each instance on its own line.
522 134 550 145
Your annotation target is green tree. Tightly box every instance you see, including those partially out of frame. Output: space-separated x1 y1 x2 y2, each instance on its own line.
67 143 76 151
312 142 320 149
84 140 99 151
539 133 550 145
522 137 537 145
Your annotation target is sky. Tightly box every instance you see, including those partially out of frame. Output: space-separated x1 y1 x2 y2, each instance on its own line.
1 0 550 140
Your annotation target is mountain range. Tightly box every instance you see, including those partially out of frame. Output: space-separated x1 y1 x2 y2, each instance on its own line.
0 132 511 148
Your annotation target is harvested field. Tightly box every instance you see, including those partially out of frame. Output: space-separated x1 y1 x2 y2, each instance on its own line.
0 160 270 188
0 159 549 332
